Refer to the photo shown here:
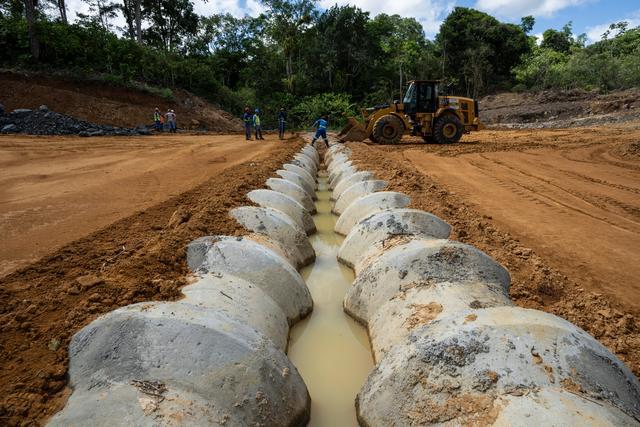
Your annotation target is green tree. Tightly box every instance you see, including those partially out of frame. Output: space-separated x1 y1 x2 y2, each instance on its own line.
143 0 198 53
437 7 530 97
263 0 317 92
520 15 534 34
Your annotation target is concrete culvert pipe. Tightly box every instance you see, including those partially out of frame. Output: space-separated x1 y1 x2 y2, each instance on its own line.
181 273 290 350
334 192 411 236
332 180 388 215
328 161 354 182
294 152 319 174
356 306 640 425
338 208 452 272
276 170 317 201
327 157 353 174
266 178 316 214
327 156 351 174
230 206 316 269
324 144 351 165
186 236 313 323
283 159 318 180
48 302 310 427
292 154 318 175
344 238 510 324
283 163 317 187
302 145 320 165
328 165 358 190
331 171 376 201
367 281 513 360
247 189 316 235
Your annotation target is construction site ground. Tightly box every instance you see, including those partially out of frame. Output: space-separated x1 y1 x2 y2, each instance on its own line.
1 122 639 425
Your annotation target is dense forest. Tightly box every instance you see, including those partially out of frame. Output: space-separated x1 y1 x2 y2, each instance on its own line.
1 0 639 126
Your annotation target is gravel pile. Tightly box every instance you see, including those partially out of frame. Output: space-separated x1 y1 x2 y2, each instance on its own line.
0 105 150 136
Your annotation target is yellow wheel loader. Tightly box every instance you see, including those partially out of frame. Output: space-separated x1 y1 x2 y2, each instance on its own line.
339 80 482 144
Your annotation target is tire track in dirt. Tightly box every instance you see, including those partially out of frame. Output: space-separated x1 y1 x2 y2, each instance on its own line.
475 154 640 231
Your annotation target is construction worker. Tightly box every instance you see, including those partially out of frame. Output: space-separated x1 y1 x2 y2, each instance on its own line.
154 108 162 131
242 107 253 140
166 109 177 133
311 115 329 148
253 108 265 140
278 108 286 140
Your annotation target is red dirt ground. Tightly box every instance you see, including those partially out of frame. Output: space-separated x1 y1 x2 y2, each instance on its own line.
0 133 304 426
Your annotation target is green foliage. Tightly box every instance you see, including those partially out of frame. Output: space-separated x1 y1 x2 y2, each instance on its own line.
2 0 639 119
515 26 640 92
520 16 535 34
437 7 531 98
289 92 356 128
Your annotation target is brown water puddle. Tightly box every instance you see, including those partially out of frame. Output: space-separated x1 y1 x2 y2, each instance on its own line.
288 174 373 426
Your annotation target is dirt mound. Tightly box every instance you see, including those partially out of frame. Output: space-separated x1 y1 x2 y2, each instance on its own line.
480 88 640 128
0 72 243 132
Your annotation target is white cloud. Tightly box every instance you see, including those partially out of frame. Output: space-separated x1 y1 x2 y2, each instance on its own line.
585 9 640 43
317 0 455 38
474 0 589 20
64 0 261 31
61 0 453 38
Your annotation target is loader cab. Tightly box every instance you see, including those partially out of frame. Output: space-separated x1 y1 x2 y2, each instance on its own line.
402 80 438 116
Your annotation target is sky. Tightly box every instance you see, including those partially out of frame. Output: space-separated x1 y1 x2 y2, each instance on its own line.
63 0 640 44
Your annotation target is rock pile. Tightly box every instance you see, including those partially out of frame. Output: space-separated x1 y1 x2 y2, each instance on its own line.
0 105 150 136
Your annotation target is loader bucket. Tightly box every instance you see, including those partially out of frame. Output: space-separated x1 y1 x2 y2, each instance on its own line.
338 117 368 142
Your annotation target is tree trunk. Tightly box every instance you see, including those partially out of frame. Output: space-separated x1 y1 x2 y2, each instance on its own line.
134 0 142 43
57 0 67 23
24 0 40 60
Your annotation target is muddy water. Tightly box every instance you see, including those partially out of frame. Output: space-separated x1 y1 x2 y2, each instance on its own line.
288 174 373 426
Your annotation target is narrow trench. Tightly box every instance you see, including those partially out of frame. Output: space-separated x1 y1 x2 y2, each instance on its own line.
288 171 374 426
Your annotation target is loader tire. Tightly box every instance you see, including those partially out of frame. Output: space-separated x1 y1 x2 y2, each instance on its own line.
372 115 404 144
433 114 463 144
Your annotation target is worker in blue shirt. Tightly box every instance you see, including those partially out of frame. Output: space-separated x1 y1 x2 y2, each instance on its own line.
242 107 253 140
311 116 329 148
278 108 287 140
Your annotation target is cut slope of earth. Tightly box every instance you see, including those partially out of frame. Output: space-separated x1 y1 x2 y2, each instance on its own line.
0 71 243 132
480 88 640 128
0 135 304 426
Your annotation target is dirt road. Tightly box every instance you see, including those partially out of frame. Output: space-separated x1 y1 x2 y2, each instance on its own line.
348 122 640 377
0 134 303 425
407 142 640 308
0 134 275 277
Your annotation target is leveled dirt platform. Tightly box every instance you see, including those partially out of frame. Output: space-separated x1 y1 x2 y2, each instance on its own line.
347 121 640 378
0 134 304 425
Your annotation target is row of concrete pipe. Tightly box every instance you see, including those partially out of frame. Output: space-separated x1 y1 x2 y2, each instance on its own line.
50 139 640 426
325 143 640 426
49 144 322 426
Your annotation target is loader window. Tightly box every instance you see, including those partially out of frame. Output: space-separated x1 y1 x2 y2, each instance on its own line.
417 84 435 112
403 83 416 105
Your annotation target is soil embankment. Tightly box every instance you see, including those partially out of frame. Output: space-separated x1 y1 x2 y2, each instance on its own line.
0 72 243 132
0 134 304 425
480 88 640 128
347 121 640 378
